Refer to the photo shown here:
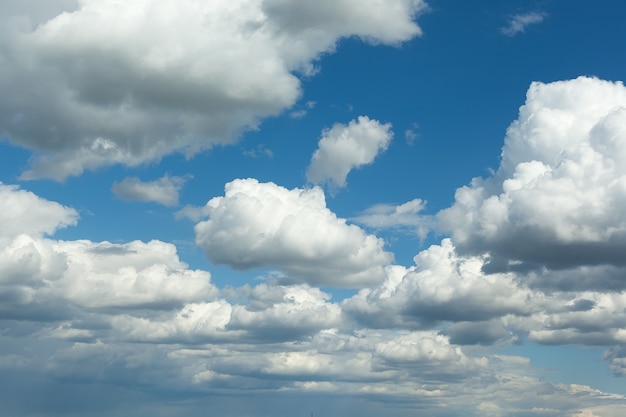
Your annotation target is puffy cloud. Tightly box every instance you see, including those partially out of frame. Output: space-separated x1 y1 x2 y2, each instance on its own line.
0 183 217 316
343 239 536 329
111 283 341 344
501 11 546 36
439 77 626 278
111 300 235 343
306 116 393 187
227 284 342 341
111 174 190 206
0 236 217 315
52 239 217 309
194 178 393 287
0 0 424 180
0 183 78 240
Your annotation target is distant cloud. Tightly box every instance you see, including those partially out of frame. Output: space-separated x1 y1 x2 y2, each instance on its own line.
289 100 317 119
404 123 420 145
501 11 546 36
243 144 274 158
307 116 393 188
352 198 433 239
112 175 191 206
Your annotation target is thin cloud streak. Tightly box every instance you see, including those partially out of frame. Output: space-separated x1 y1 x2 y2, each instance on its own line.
501 11 546 36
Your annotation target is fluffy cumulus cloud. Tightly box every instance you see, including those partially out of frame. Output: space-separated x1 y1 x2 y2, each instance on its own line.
0 236 217 320
112 174 190 206
0 0 424 180
0 183 216 323
343 239 536 333
306 116 393 187
0 183 78 240
194 178 393 287
439 77 626 278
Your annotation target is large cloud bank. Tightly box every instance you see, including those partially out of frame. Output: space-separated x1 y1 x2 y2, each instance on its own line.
0 0 425 180
3 162 626 415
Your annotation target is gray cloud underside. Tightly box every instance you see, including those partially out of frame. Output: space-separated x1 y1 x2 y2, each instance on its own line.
4 168 626 416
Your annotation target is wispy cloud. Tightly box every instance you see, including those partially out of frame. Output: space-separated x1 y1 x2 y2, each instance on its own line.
112 174 191 207
352 198 434 240
501 11 547 36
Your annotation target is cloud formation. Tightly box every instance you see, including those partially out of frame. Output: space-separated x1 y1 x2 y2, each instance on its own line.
0 0 424 180
306 116 393 187
194 178 393 287
439 77 626 276
352 198 432 238
501 11 546 36
112 174 190 206
1 180 626 416
343 239 535 332
0 183 78 240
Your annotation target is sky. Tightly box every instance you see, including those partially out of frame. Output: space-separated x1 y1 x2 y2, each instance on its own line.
1 1 626 416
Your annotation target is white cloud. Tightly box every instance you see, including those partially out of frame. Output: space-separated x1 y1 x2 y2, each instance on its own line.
112 174 190 206
0 184 217 315
438 77 626 277
0 0 424 180
53 239 217 309
343 239 536 331
194 178 393 287
112 283 341 344
306 116 393 187
501 11 546 36
227 284 342 340
0 235 217 314
111 300 235 343
0 183 78 240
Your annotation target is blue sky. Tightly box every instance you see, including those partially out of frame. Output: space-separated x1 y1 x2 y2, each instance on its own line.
1 1 626 416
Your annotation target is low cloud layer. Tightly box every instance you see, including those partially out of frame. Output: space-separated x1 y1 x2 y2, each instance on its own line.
2 166 626 415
